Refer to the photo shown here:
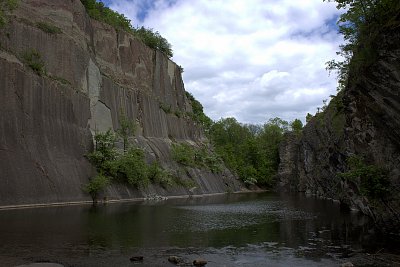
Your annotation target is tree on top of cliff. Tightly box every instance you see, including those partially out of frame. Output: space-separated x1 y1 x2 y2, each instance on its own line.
325 0 400 91
80 0 173 58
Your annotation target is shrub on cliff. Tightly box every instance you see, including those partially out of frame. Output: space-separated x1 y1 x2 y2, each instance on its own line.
172 143 223 173
0 0 18 27
134 27 173 58
340 155 390 200
80 0 174 58
21 49 46 76
185 92 213 131
80 0 132 32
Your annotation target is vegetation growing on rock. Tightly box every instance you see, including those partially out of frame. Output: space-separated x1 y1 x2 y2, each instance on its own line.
21 49 46 76
325 0 400 90
80 0 173 58
36 21 62 34
340 155 390 200
0 0 18 27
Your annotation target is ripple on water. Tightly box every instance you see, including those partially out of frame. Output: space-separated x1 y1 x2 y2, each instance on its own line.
170 200 316 232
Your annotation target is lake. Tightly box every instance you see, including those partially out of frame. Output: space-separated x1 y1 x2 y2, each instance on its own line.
0 192 397 266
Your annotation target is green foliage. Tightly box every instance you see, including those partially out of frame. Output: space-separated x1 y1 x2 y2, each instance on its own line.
159 102 172 114
340 155 390 199
80 0 132 32
86 130 197 193
108 148 149 187
36 22 62 34
0 0 19 27
116 112 136 152
83 173 110 203
86 130 117 172
290 119 303 135
185 92 213 131
306 113 313 123
172 143 196 166
21 49 46 76
209 117 289 186
80 0 173 57
148 162 174 188
324 0 400 90
171 143 223 173
134 26 173 58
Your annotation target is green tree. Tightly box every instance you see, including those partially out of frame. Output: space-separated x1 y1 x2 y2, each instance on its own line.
290 119 303 134
83 173 110 204
324 0 400 90
86 130 117 172
116 112 136 153
208 117 288 187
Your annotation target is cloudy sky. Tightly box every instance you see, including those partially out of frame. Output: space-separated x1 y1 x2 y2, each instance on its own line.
102 0 342 124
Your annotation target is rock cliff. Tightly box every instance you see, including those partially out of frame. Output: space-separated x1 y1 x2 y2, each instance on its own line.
0 0 242 207
278 27 400 234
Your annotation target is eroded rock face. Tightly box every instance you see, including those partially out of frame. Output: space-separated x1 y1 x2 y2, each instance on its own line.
278 28 400 234
0 0 242 206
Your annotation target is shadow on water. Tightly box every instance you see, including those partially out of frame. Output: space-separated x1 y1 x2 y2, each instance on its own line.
0 192 398 266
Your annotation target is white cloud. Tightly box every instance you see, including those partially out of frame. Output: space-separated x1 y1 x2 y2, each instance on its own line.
108 0 342 124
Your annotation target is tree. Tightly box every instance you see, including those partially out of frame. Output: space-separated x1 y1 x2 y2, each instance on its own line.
83 173 110 204
324 0 400 90
290 119 303 134
306 113 313 123
116 112 136 153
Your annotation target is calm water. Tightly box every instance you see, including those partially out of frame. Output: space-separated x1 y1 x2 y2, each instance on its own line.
0 192 397 267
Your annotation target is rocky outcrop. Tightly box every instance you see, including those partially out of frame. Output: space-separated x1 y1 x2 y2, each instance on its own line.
278 27 400 234
0 0 242 207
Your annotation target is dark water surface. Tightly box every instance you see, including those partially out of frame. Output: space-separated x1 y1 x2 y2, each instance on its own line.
0 192 398 266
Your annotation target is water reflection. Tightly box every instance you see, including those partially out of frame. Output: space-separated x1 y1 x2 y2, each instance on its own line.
0 192 393 266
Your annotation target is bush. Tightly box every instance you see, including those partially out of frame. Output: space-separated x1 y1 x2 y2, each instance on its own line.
171 143 223 173
22 49 46 76
36 22 62 34
133 27 173 58
172 143 196 166
108 148 149 187
83 173 110 203
80 0 173 58
148 162 175 188
340 156 390 200
86 130 117 171
81 0 132 32
0 0 19 27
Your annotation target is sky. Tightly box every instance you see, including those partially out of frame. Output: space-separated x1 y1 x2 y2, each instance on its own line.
102 0 343 124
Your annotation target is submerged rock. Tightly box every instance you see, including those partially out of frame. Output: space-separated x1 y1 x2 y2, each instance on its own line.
130 256 144 262
168 256 184 264
193 258 207 266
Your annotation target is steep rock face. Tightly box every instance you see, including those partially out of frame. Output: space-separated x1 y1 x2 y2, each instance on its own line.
0 0 242 206
278 28 400 233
